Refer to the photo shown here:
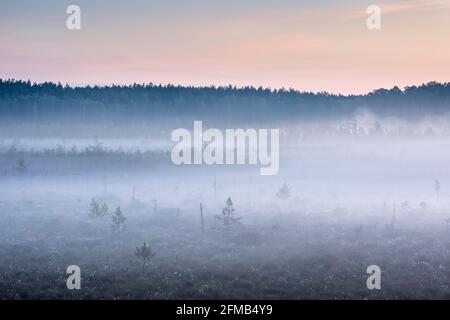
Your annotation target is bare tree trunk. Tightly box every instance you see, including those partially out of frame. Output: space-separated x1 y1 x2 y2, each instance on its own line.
200 203 205 233
391 202 396 236
103 175 107 196
151 199 158 216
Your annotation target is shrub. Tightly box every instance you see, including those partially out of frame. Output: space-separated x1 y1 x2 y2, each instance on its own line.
135 242 155 275
111 206 126 232
216 197 241 230
89 198 109 219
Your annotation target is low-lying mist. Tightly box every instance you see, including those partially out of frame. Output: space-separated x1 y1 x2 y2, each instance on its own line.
1 112 450 299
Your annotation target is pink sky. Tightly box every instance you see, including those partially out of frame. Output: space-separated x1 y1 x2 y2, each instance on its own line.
1 0 449 94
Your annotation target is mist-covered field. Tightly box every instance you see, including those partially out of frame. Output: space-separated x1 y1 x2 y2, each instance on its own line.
2 0 450 303
1 80 450 299
2 117 450 300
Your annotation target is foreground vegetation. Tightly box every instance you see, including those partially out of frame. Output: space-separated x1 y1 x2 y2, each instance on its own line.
1 194 450 300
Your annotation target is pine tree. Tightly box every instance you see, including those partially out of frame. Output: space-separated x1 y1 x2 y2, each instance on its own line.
216 197 241 230
435 179 440 199
16 158 27 173
111 206 126 232
89 198 109 219
135 242 155 275
276 182 291 199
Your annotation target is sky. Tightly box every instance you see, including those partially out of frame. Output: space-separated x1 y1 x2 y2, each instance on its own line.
1 0 449 94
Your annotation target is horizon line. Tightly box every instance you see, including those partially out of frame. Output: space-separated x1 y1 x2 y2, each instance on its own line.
1 78 449 97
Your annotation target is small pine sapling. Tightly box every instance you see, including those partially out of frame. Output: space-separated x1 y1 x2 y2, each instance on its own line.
111 206 126 232
16 158 27 173
435 179 440 200
89 198 109 219
135 242 155 275
216 197 241 230
276 182 291 199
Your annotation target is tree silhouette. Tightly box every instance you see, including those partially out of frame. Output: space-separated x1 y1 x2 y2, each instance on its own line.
435 179 441 199
111 206 126 232
2 79 450 123
89 198 109 219
216 197 241 230
15 159 27 173
276 182 291 199
135 242 155 275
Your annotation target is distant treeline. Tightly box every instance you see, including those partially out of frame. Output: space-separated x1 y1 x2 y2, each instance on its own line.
1 79 450 123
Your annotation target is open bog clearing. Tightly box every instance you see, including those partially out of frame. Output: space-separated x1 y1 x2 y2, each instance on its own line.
1 137 450 299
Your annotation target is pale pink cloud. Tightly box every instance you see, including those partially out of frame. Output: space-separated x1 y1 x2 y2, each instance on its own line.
342 0 450 20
